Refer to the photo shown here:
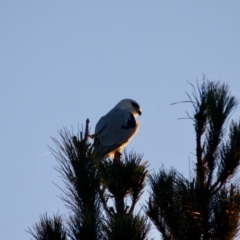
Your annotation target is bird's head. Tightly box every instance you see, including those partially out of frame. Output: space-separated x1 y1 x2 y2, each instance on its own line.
115 99 142 117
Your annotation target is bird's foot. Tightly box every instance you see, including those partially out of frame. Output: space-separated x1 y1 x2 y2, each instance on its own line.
114 151 122 164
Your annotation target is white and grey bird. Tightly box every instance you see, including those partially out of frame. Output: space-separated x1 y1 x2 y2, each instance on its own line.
91 99 142 158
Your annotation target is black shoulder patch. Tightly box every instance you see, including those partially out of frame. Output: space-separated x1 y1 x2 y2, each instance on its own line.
121 113 136 129
131 101 139 110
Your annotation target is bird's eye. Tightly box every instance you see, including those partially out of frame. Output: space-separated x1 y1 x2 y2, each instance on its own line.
131 101 139 110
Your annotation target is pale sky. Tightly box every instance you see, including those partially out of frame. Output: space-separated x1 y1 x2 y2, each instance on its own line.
1 1 240 239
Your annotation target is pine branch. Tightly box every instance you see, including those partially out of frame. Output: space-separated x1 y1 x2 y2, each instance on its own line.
99 151 150 239
50 120 103 240
211 120 240 194
146 168 202 240
27 213 67 240
99 152 148 216
148 78 240 240
102 213 151 240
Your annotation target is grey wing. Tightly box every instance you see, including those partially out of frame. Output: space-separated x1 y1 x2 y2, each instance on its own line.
94 116 106 135
95 109 138 153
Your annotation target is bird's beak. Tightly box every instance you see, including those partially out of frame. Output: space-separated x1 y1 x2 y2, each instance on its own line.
138 109 142 115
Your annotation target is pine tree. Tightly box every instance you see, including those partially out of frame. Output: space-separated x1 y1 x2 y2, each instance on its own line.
28 79 240 240
28 120 151 240
146 80 240 240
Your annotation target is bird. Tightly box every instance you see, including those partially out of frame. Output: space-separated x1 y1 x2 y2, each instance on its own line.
91 99 142 160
